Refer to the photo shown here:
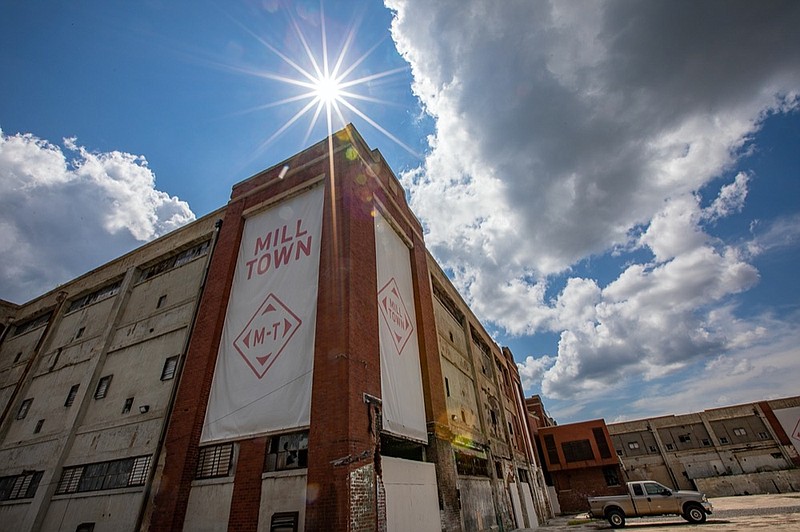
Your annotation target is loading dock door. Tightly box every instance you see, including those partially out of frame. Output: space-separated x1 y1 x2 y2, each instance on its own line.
383 457 440 531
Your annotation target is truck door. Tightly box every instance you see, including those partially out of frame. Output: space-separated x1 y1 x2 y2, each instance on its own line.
643 482 679 514
630 482 656 516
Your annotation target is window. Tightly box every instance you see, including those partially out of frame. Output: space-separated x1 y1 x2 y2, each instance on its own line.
157 294 167 309
644 482 669 496
449 331 454 342
758 432 769 440
75 327 85 340
602 466 620 486
270 511 299 532
632 483 644 496
616 449 623 456
161 356 179 381
719 436 729 444
517 468 530 483
67 282 122 313
562 439 594 462
733 428 747 436
94 375 112 399
454 451 489 477
265 432 308 472
445 377 450 397
56 455 151 494
665 443 674 450
11 312 52 337
138 241 210 282
649 445 658 453
34 419 45 434
65 384 80 407
14 352 22 363
627 441 640 450
702 439 711 446
49 347 62 371
76 524 95 532
678 435 691 443
543 434 560 465
771 452 783 459
17 398 33 420
508 421 514 435
122 398 134 414
0 471 43 501
197 443 234 479
593 428 612 459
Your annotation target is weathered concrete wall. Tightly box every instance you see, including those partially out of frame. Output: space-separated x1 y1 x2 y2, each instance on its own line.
257 471 307 532
183 479 234 532
695 470 800 497
41 490 145 532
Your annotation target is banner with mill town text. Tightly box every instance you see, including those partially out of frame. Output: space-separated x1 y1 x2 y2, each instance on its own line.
375 211 427 443
201 185 324 443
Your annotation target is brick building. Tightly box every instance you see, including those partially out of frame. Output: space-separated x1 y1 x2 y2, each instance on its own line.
0 125 547 531
535 420 623 514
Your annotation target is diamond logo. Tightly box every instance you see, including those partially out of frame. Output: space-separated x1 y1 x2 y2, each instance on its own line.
234 293 301 379
378 278 414 355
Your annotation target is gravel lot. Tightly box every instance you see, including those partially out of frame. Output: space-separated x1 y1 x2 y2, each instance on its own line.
527 492 800 531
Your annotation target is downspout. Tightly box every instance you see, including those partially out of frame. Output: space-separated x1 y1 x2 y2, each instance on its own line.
135 219 223 531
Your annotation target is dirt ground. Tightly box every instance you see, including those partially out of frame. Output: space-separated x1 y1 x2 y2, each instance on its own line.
525 492 800 531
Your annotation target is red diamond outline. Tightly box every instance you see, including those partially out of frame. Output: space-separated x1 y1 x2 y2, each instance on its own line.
233 293 302 379
378 277 414 356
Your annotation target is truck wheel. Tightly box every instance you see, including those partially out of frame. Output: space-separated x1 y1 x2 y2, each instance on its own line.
683 503 707 524
606 508 626 528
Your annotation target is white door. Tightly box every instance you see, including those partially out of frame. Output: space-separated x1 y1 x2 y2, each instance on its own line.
383 457 440 531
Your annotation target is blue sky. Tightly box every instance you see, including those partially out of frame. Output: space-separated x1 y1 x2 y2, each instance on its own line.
1 0 799 424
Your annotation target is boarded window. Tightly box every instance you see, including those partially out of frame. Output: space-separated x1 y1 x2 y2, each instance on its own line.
454 451 489 477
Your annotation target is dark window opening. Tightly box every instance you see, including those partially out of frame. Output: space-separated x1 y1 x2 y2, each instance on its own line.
0 471 43 501
65 384 80 407
75 327 85 340
265 432 308 472
157 294 167 308
562 439 594 463
543 434 559 464
67 283 121 313
603 466 620 486
161 356 179 381
592 427 612 459
17 398 33 420
380 434 424 461
122 397 134 414
454 451 489 477
445 377 450 397
94 375 112 399
34 419 44 433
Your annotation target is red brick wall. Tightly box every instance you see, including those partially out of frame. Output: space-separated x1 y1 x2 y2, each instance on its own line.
552 468 626 513
229 437 268 531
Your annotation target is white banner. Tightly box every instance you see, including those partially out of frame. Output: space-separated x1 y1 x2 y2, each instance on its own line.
201 186 324 443
375 211 427 443
773 406 800 456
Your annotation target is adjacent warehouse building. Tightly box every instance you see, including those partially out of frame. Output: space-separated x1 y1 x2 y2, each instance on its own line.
0 125 549 531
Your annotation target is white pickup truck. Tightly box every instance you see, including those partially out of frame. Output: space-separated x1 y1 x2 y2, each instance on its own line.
587 480 713 528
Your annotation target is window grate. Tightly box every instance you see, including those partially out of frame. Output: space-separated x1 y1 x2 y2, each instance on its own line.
94 375 112 399
55 455 151 495
161 356 179 381
196 443 234 479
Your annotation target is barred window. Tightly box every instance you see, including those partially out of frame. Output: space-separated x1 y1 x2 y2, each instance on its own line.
56 456 151 495
265 432 308 472
161 356 179 381
94 375 112 399
67 282 122 313
65 384 80 407
197 443 234 479
0 471 43 501
138 240 210 282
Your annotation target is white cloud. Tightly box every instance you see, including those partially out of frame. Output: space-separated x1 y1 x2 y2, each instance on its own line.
387 0 800 408
0 129 195 303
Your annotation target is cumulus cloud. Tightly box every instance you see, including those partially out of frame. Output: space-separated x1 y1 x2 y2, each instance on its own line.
0 129 195 303
387 0 800 405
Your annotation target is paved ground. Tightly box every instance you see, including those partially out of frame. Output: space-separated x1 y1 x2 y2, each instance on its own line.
520 492 800 531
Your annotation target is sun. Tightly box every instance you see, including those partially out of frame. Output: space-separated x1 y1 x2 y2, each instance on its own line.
313 73 342 105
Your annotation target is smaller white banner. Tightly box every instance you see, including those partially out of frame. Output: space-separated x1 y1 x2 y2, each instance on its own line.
375 211 427 443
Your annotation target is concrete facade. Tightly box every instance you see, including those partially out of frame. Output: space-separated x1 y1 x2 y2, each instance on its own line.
0 125 546 531
608 396 800 497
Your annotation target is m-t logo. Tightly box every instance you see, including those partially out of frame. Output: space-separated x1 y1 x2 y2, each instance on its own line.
234 293 301 379
378 277 414 355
